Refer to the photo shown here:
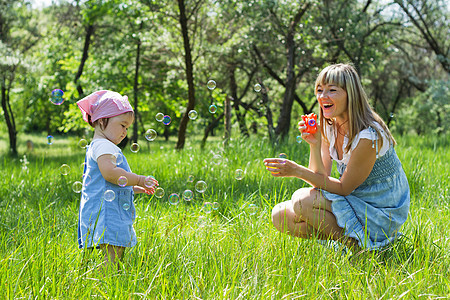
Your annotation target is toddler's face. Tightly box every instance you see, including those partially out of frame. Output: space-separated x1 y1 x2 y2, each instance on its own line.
98 113 133 145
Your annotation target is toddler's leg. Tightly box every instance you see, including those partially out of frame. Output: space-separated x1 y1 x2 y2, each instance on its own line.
99 244 125 271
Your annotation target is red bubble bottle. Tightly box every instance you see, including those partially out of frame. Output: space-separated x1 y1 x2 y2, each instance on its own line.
301 114 317 134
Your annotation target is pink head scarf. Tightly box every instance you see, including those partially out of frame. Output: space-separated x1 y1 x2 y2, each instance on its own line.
76 90 133 124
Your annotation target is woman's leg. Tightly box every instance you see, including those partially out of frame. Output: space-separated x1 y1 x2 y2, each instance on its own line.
272 198 322 238
291 188 345 239
272 188 359 248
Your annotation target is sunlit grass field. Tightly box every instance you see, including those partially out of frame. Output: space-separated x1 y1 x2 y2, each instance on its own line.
0 132 449 299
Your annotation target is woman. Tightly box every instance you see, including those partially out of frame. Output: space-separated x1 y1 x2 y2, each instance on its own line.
264 64 410 250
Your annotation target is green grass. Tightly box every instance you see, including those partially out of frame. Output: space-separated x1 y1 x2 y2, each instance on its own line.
0 132 449 299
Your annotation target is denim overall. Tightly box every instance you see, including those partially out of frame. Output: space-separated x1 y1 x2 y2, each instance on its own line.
78 140 137 249
322 146 410 249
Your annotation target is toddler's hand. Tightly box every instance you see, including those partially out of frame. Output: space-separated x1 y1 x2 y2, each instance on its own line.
133 185 156 195
144 176 159 189
145 186 156 195
137 175 159 189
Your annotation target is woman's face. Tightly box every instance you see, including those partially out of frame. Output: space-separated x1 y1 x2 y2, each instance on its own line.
316 83 348 123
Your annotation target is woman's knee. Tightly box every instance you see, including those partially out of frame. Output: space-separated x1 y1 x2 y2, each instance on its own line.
291 188 315 217
271 202 288 229
272 201 300 233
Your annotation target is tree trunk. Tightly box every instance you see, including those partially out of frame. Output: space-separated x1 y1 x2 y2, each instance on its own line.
275 32 296 139
268 3 310 139
259 81 275 142
74 23 95 98
1 84 17 156
201 112 224 149
132 22 143 143
387 79 405 127
253 44 311 115
224 96 232 146
229 64 249 137
176 0 196 150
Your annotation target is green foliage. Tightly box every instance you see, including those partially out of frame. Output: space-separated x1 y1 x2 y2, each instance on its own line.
393 80 450 135
0 0 448 151
411 80 450 134
0 134 449 298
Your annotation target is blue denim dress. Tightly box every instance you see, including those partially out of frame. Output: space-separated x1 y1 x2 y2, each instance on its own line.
322 146 410 250
78 142 137 249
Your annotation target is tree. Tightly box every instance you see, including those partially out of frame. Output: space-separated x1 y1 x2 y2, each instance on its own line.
0 0 40 156
0 0 448 148
249 1 318 139
175 0 201 150
393 0 449 73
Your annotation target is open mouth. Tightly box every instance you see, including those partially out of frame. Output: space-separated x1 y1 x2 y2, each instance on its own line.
323 103 334 109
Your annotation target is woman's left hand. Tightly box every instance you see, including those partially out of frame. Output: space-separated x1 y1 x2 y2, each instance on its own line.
263 158 303 178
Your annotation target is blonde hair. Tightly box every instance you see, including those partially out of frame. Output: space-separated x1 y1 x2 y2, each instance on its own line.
315 63 396 152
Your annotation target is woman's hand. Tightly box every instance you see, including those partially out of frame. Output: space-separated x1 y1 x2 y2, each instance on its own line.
298 113 321 147
263 158 304 178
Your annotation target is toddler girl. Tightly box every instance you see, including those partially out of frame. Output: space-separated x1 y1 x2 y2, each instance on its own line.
76 90 158 268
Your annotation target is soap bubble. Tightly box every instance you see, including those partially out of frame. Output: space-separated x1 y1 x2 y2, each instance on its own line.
202 202 213 214
117 176 128 187
122 201 130 211
47 135 53 145
162 115 171 125
60 164 70 175
390 112 395 118
119 197 130 210
72 181 82 193
116 154 124 164
212 154 222 165
208 104 217 114
278 153 288 159
235 169 244 180
254 83 262 92
207 79 216 90
130 143 140 153
188 110 198 120
247 204 258 215
145 129 157 141
212 202 219 210
296 136 302 144
169 193 180 205
104 190 115 202
195 181 207 193
155 112 164 122
111 153 124 166
78 138 88 148
50 89 65 105
144 176 156 188
155 187 165 198
182 189 194 201
197 216 208 228
187 175 195 183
